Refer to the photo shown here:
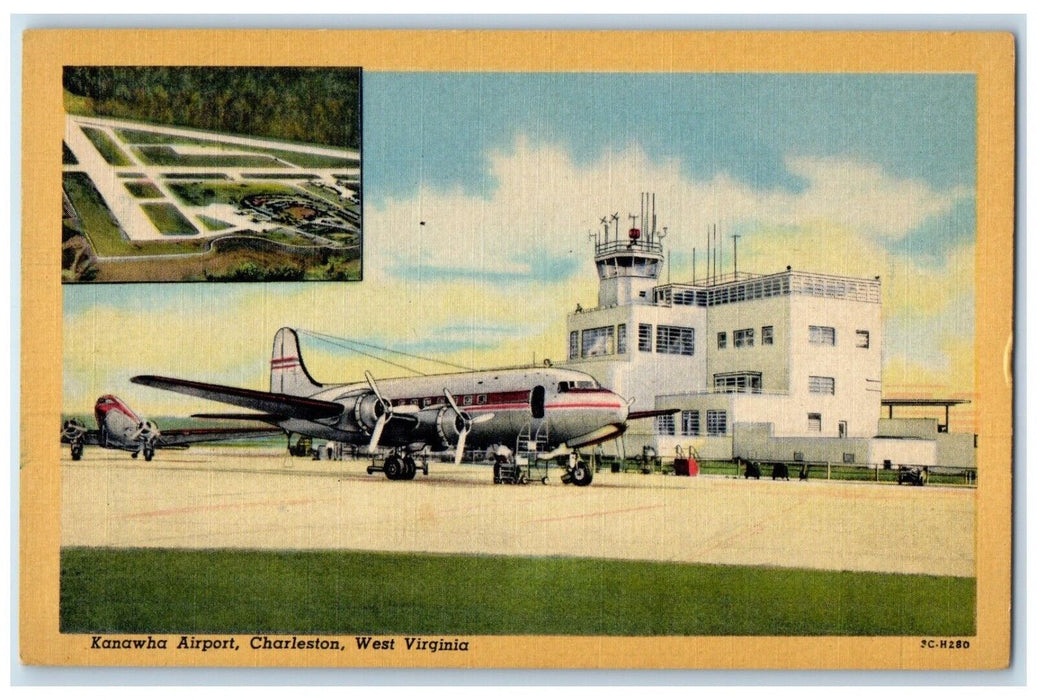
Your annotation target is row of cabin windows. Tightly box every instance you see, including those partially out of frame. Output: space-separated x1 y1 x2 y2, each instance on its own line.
657 409 728 436
401 394 490 409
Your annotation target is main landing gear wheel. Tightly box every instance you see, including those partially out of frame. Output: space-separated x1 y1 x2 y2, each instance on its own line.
70 442 84 461
570 462 593 487
384 455 403 480
402 455 417 481
143 446 155 462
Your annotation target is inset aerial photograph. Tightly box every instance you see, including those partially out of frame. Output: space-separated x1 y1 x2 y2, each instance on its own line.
62 66 362 283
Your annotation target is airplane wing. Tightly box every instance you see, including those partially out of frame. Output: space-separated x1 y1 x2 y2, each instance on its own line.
191 413 286 423
627 408 681 421
131 375 344 421
154 427 282 448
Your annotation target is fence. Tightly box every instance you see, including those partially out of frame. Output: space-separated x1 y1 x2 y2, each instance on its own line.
695 459 977 486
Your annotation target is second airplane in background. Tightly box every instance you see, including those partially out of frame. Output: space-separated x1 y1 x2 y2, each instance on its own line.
62 394 280 461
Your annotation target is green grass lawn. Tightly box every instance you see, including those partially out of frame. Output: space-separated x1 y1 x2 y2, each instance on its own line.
133 145 283 168
141 203 198 235
167 180 296 207
60 547 975 636
63 171 129 256
123 180 163 198
81 127 132 166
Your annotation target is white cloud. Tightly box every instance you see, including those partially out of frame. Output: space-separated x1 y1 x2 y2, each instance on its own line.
64 138 975 414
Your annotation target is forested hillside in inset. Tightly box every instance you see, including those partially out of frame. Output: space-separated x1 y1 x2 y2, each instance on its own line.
63 66 361 149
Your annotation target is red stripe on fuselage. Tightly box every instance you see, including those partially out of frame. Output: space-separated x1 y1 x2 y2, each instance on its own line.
545 402 624 410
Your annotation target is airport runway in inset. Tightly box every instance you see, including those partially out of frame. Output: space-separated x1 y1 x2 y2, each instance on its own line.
61 447 976 577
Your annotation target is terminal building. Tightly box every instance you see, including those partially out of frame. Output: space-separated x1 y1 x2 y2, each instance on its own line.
561 197 974 471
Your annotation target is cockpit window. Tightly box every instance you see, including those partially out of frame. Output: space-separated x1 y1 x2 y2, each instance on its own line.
557 380 601 392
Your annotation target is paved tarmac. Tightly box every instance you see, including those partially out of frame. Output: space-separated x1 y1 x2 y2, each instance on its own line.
61 447 976 577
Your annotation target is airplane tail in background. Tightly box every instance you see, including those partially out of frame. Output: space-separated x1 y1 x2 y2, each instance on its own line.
270 327 323 396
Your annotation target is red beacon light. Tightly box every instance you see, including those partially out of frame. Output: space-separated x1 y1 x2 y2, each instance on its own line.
628 228 641 241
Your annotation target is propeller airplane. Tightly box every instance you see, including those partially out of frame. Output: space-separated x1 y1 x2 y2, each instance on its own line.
131 328 674 485
61 395 280 461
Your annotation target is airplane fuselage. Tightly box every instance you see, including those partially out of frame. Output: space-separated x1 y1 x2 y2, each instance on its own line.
278 366 628 452
94 395 151 452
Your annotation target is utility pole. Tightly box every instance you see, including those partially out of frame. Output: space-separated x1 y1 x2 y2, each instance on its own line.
732 234 741 279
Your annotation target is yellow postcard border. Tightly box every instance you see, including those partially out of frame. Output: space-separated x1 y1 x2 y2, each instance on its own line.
20 29 1016 670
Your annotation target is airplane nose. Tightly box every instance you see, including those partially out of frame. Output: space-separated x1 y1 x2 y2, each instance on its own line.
614 391 630 424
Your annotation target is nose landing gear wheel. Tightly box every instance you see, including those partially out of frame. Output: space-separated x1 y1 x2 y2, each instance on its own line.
570 462 593 487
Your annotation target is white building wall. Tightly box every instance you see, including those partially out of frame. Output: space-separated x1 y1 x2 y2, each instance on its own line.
786 295 882 438
564 303 707 412
868 438 938 468
706 296 791 393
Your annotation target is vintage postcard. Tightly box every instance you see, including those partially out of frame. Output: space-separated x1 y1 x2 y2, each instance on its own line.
20 29 1015 670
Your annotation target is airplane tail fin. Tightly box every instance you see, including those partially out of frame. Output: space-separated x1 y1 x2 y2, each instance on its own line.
270 327 323 396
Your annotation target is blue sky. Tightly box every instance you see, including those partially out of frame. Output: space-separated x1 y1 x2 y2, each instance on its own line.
365 72 975 200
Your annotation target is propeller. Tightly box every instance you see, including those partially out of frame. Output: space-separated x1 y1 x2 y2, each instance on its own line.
364 371 418 453
131 420 160 443
62 419 86 440
444 389 493 465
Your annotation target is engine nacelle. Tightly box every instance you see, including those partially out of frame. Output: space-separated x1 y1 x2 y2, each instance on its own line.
350 391 385 434
405 405 464 451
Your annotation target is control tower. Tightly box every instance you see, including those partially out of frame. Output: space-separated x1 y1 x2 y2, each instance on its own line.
593 193 666 308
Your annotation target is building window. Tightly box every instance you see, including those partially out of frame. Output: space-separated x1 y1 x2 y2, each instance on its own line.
656 414 675 435
734 328 754 348
808 376 835 395
714 372 762 394
638 324 653 352
762 326 774 345
809 325 836 345
617 324 627 354
843 452 855 464
581 326 614 357
568 331 578 360
656 325 695 356
681 410 700 436
838 421 848 438
807 413 822 432
856 330 870 348
717 332 727 349
706 410 728 436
